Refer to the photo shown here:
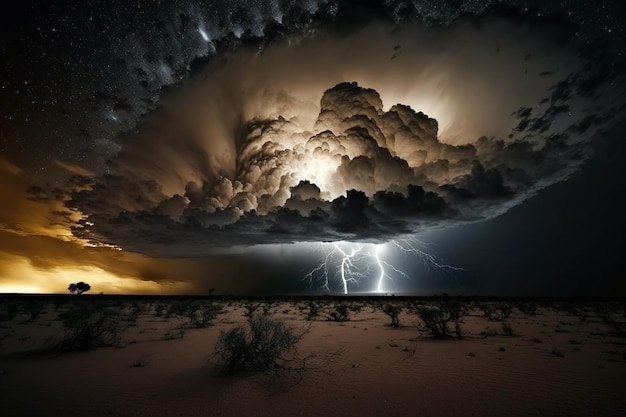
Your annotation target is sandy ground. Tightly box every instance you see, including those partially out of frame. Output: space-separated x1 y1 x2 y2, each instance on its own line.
0 298 625 417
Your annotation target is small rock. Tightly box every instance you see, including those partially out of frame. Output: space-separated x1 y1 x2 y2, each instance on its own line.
467 352 476 357
499 347 506 352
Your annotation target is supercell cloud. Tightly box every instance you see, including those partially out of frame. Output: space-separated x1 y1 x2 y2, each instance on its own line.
64 9 620 257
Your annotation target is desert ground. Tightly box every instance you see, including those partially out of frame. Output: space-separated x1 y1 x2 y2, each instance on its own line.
0 295 625 417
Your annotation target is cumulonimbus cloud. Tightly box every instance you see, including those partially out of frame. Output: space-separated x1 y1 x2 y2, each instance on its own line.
64 14 620 257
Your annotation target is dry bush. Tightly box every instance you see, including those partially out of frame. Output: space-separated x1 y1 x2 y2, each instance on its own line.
153 303 166 317
22 301 45 323
594 303 626 337
55 302 122 351
0 300 20 321
243 303 270 317
516 302 538 316
327 304 350 322
501 322 515 336
478 303 512 321
349 302 363 313
416 301 463 339
213 314 309 374
163 323 186 340
306 302 319 320
183 301 222 328
381 303 402 328
558 302 587 317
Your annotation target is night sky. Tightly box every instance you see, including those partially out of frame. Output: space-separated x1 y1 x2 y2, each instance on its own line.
1 0 624 295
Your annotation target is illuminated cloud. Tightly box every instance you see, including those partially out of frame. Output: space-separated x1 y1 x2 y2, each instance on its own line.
0 157 244 294
1 2 623 295
66 13 620 257
71 62 615 256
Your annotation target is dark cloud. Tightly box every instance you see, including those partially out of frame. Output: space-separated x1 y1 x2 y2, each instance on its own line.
66 68 614 255
0 157 270 293
1 0 624 295
5 3 622 261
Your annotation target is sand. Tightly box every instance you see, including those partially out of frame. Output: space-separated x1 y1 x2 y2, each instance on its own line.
0 298 625 417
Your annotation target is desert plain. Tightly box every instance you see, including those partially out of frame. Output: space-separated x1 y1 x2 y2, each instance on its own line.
0 295 625 417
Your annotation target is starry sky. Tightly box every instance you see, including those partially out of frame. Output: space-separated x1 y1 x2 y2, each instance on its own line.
1 0 624 295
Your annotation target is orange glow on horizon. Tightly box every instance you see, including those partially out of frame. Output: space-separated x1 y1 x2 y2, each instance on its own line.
0 258 187 295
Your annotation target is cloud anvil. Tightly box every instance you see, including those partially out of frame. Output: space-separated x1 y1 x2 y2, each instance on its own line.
70 79 601 256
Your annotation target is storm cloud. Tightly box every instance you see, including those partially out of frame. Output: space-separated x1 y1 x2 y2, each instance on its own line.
1 0 624 296
69 40 614 257
13 7 611 258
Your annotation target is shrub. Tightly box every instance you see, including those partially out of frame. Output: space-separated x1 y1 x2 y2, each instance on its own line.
517 302 537 316
184 301 222 328
213 314 309 374
53 298 68 311
306 302 319 320
243 303 258 317
120 304 142 323
55 303 122 350
154 303 165 317
415 302 463 339
0 301 20 321
381 304 402 328
327 304 350 322
349 303 363 313
478 303 512 321
243 303 270 317
558 302 586 317
594 303 626 337
167 300 190 318
501 322 515 336
163 323 186 340
22 302 44 323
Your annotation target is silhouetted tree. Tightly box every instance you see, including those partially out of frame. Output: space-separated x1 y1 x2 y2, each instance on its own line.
68 282 91 295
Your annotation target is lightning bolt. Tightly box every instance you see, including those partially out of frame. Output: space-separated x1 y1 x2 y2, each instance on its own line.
337 244 363 294
375 245 385 293
390 238 463 274
304 242 368 294
304 238 462 294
